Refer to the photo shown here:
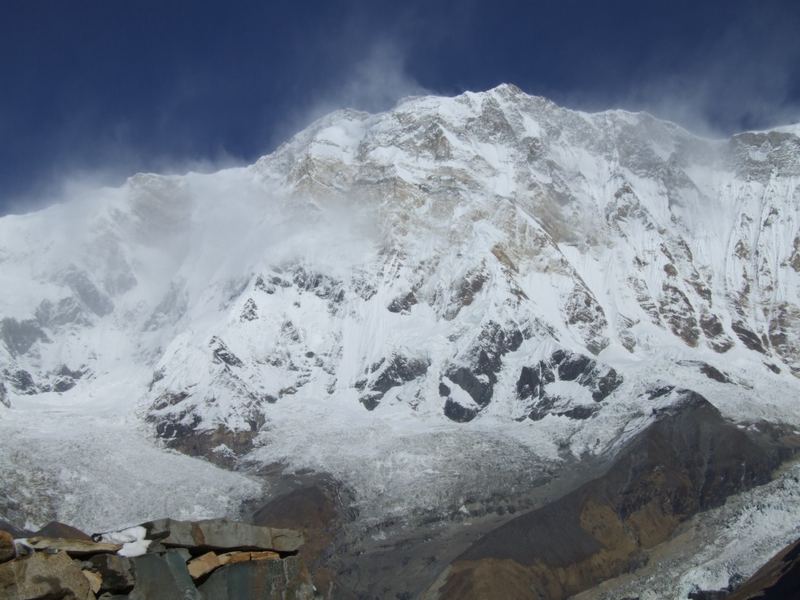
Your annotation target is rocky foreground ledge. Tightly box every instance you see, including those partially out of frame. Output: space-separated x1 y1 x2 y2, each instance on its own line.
0 517 316 599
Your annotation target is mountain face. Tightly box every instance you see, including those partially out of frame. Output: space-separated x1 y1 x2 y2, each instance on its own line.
1 84 799 570
2 84 798 453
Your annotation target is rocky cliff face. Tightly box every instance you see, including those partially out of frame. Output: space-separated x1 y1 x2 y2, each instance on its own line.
425 390 791 600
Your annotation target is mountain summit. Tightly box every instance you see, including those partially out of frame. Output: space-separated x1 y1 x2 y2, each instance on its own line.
1 87 798 560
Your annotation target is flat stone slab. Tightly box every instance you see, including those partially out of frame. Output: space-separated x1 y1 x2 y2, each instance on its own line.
188 549 282 579
26 536 122 556
188 551 221 579
223 550 281 564
143 518 303 552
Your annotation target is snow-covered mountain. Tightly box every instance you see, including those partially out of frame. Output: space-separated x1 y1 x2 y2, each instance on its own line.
1 83 799 489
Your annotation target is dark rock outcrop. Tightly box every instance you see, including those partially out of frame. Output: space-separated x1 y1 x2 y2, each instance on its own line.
699 363 732 384
429 391 786 600
443 398 479 423
387 291 418 313
240 298 259 321
126 550 197 600
35 521 93 541
356 354 430 410
442 322 525 420
7 369 37 394
516 349 623 421
731 322 766 354
210 336 244 368
88 553 136 594
248 475 353 599
153 420 262 469
699 312 734 353
660 284 700 346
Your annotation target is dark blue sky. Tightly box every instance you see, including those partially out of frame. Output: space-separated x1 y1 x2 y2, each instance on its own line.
1 0 799 213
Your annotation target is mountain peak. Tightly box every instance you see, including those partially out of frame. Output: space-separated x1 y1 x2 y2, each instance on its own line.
0 85 798 545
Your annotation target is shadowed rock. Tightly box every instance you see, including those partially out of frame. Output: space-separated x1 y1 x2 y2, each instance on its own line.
443 398 479 422
428 391 787 600
732 322 766 354
35 521 93 541
248 475 353 598
128 550 198 600
87 553 136 594
516 350 623 420
356 354 430 410
209 336 244 368
198 556 315 600
443 322 525 419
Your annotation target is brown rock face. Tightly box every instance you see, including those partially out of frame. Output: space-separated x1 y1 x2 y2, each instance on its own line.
249 476 349 599
428 392 786 600
0 551 93 600
660 284 700 346
158 422 261 468
0 530 14 564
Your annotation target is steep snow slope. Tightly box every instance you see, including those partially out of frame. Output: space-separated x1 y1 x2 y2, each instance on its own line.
0 85 799 525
